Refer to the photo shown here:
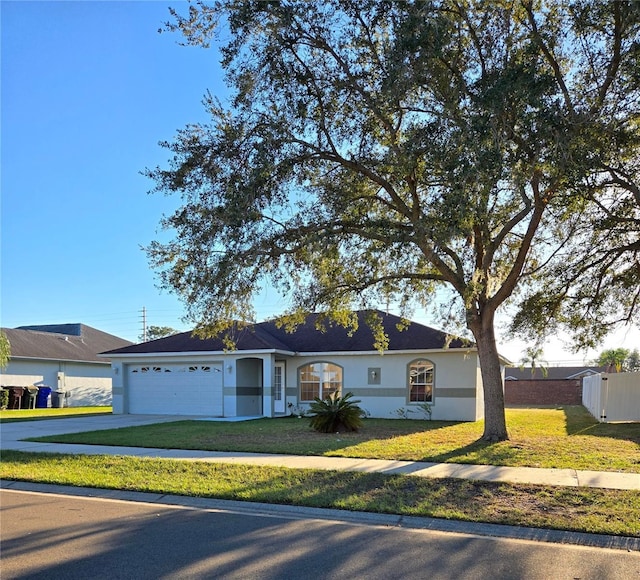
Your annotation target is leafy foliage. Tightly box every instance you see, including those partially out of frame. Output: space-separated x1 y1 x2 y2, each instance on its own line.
139 325 179 343
627 349 640 372
596 348 629 372
308 392 364 433
595 348 640 372
393 403 433 420
147 1 640 441
0 331 10 370
506 3 640 349
519 346 548 378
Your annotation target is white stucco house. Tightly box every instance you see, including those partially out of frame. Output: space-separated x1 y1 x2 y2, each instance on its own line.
1 324 132 406
103 311 508 421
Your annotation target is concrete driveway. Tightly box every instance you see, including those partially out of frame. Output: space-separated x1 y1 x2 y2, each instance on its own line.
1 414 193 452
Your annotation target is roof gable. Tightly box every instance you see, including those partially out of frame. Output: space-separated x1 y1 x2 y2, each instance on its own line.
103 310 470 356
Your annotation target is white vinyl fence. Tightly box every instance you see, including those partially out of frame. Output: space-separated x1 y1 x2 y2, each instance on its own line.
582 373 640 422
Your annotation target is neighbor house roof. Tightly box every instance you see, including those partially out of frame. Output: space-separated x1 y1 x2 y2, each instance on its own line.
103 310 471 356
504 366 606 380
3 324 133 364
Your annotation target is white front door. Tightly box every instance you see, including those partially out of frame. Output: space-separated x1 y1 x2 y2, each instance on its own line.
274 362 285 414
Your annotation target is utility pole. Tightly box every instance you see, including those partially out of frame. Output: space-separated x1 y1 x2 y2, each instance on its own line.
140 307 147 342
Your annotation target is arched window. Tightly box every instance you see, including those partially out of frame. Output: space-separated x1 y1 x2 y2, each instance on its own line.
299 362 342 401
408 360 434 403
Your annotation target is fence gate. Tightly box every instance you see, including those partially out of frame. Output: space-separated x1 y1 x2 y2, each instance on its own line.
582 373 640 423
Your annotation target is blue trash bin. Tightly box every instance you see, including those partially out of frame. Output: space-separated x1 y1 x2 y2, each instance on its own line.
36 386 52 408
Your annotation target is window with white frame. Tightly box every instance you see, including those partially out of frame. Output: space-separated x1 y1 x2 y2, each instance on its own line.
408 360 434 403
299 362 342 401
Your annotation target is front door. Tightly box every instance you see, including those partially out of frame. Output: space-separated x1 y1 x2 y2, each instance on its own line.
274 362 285 414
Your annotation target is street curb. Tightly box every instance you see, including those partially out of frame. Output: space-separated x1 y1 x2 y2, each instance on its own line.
3 480 639 552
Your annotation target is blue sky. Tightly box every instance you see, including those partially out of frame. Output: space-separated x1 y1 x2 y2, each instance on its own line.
2 0 240 340
1 1 637 362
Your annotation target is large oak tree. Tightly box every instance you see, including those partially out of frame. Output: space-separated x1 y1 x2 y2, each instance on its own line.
147 0 639 441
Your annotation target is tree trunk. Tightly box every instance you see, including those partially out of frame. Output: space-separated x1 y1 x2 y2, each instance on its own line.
469 311 509 442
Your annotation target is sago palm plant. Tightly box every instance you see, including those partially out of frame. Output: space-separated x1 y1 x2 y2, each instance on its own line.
308 392 364 433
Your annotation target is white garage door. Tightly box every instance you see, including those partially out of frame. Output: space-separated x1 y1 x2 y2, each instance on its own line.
127 363 223 416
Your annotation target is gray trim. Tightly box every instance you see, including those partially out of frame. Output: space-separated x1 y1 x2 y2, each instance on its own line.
433 387 477 398
235 387 261 396
347 387 406 397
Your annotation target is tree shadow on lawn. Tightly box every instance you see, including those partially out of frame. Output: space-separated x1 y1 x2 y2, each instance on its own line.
29 418 463 454
563 406 640 443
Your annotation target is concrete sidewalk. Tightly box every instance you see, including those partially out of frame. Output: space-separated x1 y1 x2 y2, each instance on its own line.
2 414 639 490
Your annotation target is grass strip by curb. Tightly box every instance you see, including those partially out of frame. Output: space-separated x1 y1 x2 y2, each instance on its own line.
2 450 638 538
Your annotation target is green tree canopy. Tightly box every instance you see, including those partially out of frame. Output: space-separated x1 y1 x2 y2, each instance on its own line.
508 3 640 350
595 347 640 372
596 348 630 372
626 349 640 372
147 0 640 441
140 325 180 342
0 330 10 370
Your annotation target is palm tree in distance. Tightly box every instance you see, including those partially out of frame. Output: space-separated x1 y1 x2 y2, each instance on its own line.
519 346 549 378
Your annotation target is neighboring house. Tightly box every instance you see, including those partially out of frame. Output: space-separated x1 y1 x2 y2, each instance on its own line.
504 366 607 406
1 324 132 406
504 367 606 381
103 310 509 421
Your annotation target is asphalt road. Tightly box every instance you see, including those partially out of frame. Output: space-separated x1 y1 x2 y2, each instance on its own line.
2 489 638 580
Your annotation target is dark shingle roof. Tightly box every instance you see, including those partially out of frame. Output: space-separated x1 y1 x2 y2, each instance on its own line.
103 311 469 356
17 323 84 336
4 324 133 364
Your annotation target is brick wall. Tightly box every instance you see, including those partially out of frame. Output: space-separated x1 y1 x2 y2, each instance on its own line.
504 378 582 405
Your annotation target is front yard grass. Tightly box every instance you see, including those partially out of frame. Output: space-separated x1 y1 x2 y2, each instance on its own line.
27 406 640 472
2 450 638 537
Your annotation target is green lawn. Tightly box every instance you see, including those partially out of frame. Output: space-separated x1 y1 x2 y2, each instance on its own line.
2 450 639 537
3 405 640 536
26 406 640 472
0 407 112 422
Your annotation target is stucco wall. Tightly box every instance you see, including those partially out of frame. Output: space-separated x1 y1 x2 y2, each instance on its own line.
1 359 112 407
287 350 482 421
109 349 483 421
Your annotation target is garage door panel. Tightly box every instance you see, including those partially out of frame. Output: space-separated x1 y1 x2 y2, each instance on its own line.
127 364 223 415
